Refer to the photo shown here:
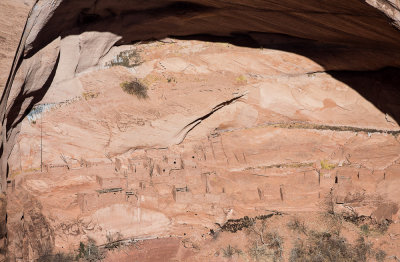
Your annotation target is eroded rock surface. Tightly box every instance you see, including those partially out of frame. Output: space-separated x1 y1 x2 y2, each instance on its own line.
1 0 400 261
4 39 400 261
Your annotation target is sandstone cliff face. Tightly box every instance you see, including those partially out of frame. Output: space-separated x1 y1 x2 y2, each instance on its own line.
3 0 400 191
1 0 400 261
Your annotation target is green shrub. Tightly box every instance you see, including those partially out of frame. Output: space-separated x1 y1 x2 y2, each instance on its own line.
120 79 148 99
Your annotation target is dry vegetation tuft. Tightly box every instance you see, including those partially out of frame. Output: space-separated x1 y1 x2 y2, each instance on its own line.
120 79 148 99
107 49 142 68
289 233 373 262
246 221 284 262
287 217 307 235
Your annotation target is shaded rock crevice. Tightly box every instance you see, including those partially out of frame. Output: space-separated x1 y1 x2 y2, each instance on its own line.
0 40 60 192
175 93 247 144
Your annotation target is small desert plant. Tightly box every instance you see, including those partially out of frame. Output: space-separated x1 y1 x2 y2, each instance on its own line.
106 231 123 243
107 49 142 68
287 217 307 235
120 79 148 99
105 231 124 250
322 191 344 235
210 229 220 240
78 240 105 261
235 75 247 85
38 252 76 262
324 190 336 215
375 249 387 262
360 224 370 235
320 159 336 170
82 90 99 100
354 237 373 261
289 232 373 262
248 241 270 261
167 76 177 83
266 232 284 259
222 245 242 258
247 221 283 261
344 215 390 235
375 220 390 234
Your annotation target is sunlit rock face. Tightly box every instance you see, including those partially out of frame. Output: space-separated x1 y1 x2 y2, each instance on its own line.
3 0 400 190
1 0 400 261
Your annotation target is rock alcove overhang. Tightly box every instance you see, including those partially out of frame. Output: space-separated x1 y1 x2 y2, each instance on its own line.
1 0 400 189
